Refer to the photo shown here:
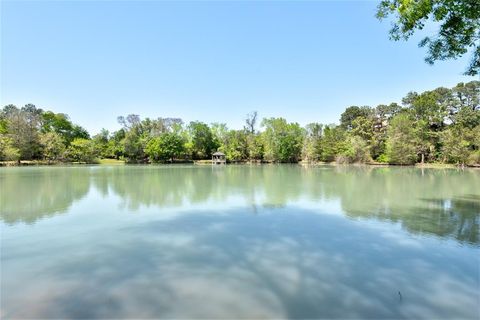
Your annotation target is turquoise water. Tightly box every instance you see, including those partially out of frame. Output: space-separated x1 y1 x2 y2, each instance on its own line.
1 165 479 319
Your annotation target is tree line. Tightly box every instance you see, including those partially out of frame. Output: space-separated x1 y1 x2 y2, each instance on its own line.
0 81 479 165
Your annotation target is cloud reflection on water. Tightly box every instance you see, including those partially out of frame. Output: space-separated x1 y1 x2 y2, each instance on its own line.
1 165 479 319
2 207 479 319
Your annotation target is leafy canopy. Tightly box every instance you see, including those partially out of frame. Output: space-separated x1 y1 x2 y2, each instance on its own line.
377 0 480 76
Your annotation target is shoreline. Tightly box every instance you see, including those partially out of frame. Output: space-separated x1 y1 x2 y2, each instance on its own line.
1 159 478 169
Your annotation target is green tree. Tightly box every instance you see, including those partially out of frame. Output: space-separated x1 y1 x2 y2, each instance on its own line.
441 122 479 166
452 81 480 110
340 106 374 130
371 103 403 159
1 104 42 160
402 89 449 130
40 132 65 162
450 81 480 128
440 127 472 165
318 125 347 162
92 129 110 158
0 115 7 134
341 135 372 163
65 138 98 163
261 118 304 162
145 132 186 162
41 111 89 144
211 122 229 151
71 125 90 140
188 121 218 159
117 114 149 162
106 129 126 159
123 129 147 162
375 103 403 122
402 89 453 161
222 130 248 161
350 116 375 141
376 0 480 76
302 123 323 162
0 136 20 162
385 114 418 165
467 125 480 164
246 134 264 161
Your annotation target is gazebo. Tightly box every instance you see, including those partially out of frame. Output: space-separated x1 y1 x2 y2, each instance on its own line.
212 151 226 165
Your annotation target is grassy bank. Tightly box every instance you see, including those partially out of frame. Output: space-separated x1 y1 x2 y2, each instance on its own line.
98 159 125 165
0 159 123 167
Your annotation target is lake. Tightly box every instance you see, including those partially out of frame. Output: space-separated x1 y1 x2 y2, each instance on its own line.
1 165 479 319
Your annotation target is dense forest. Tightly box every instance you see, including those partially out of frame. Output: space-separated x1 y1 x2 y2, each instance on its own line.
0 81 479 166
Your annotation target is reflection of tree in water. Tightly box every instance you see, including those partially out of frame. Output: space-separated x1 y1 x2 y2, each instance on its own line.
97 165 307 211
0 167 90 224
404 196 479 244
105 166 215 210
1 165 478 244
86 165 480 245
334 167 480 245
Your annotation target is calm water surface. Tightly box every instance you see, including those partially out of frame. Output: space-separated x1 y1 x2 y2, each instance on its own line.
1 165 479 319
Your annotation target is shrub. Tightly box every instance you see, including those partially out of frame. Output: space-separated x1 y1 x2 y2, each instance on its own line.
468 150 480 166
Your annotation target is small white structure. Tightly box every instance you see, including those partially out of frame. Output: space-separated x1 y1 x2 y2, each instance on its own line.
212 151 226 165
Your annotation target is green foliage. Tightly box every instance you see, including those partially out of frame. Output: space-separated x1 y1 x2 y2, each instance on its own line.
188 121 218 160
302 123 323 162
261 118 304 162
123 129 147 162
351 116 375 141
449 81 480 128
246 134 264 160
368 103 403 160
0 119 7 134
92 129 111 158
468 150 480 165
340 106 374 130
441 126 478 165
1 105 89 161
377 153 389 163
402 89 449 130
145 132 186 162
106 129 126 159
211 122 229 149
2 104 43 160
65 138 98 163
41 111 89 144
341 135 372 163
385 114 418 165
71 125 90 140
0 136 20 161
377 0 480 75
319 125 347 162
40 132 65 161
277 129 303 162
375 103 402 121
220 130 248 161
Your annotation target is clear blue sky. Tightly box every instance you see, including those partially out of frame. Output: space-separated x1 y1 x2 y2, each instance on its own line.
1 0 474 134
